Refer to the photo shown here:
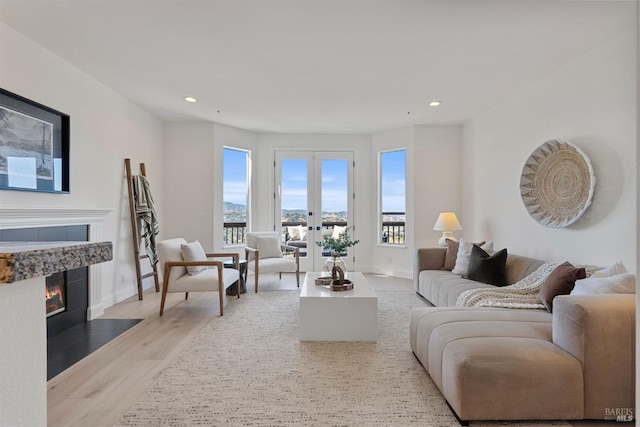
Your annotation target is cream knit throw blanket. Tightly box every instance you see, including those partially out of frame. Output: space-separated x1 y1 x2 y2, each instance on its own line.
456 261 562 309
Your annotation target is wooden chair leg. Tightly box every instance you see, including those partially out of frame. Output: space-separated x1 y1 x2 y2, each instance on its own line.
159 264 170 316
218 270 224 316
254 258 259 293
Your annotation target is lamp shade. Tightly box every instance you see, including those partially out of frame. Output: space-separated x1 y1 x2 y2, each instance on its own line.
433 212 462 231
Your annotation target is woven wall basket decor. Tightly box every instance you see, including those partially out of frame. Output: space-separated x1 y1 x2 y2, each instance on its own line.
520 139 595 228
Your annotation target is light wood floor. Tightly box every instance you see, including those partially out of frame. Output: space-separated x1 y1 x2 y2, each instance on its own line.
47 273 408 426
47 273 616 427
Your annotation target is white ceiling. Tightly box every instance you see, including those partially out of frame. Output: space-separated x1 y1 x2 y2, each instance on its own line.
0 0 635 134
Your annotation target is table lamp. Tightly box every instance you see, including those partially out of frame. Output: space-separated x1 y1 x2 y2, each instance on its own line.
433 212 462 247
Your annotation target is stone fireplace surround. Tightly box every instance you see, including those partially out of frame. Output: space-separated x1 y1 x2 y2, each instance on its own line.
0 207 113 320
0 212 114 427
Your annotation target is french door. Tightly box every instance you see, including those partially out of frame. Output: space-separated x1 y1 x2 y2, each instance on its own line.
275 151 354 272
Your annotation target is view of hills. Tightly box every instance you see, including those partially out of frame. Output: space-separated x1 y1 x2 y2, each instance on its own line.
223 202 350 223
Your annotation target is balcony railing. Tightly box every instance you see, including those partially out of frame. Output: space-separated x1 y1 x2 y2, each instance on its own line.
381 212 406 245
223 222 246 245
224 213 406 246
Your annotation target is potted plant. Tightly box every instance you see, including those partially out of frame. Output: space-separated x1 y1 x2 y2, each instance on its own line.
316 226 360 272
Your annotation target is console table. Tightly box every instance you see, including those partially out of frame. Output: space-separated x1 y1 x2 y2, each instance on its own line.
0 241 113 427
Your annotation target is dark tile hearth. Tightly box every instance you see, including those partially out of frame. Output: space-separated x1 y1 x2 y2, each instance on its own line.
47 318 142 380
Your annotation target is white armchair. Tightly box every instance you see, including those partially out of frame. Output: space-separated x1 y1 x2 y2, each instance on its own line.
245 232 300 292
157 238 240 316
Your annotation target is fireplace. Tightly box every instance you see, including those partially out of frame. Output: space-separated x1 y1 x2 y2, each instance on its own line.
0 207 112 321
46 272 66 317
0 225 89 337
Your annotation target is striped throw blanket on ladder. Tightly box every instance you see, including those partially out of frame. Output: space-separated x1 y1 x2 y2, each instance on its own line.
133 174 159 265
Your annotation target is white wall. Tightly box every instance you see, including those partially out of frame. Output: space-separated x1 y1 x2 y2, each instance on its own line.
163 122 215 249
413 125 463 248
0 22 165 307
462 26 636 271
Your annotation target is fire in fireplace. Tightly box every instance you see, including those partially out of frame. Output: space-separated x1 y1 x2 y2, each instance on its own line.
46 272 66 317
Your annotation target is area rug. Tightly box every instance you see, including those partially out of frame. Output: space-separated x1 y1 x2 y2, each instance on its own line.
115 288 568 426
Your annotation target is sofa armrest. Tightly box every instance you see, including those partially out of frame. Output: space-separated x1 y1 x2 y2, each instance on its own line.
413 247 447 291
552 294 635 419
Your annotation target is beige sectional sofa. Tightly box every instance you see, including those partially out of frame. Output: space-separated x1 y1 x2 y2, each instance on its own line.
413 247 544 306
410 246 636 424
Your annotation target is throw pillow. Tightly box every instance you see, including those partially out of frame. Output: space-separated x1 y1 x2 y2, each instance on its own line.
451 239 493 275
463 245 508 286
180 240 208 275
288 226 300 241
443 239 459 271
571 273 636 296
332 225 346 239
590 261 627 278
297 225 308 241
538 261 586 312
255 235 284 259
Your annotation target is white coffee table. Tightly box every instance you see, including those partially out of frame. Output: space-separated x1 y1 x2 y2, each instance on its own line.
299 271 378 341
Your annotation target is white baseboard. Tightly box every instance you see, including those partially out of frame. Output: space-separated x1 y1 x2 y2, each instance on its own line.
368 265 412 280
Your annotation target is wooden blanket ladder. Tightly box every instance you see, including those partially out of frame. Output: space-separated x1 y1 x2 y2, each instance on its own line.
125 158 160 300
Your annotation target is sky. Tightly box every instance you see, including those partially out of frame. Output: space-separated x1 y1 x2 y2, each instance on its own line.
223 148 248 206
223 148 406 212
381 149 406 213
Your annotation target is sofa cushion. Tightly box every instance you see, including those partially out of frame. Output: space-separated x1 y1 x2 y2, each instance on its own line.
418 270 494 306
504 254 545 285
441 337 583 421
538 261 586 312
463 245 507 286
409 306 583 421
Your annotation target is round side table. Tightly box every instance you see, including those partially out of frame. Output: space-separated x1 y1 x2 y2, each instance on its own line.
224 259 247 295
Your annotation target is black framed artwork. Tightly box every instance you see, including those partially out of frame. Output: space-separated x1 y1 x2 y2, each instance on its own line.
0 88 70 193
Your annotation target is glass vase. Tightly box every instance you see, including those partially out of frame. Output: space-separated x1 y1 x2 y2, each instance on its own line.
324 253 346 273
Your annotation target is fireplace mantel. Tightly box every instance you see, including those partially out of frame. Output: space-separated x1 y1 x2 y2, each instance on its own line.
0 207 113 229
0 207 114 320
0 241 113 283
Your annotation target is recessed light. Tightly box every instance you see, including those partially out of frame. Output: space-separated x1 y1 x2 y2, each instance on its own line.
429 101 441 107
184 96 197 103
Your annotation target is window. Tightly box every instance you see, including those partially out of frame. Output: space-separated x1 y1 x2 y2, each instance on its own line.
379 149 406 245
223 147 250 245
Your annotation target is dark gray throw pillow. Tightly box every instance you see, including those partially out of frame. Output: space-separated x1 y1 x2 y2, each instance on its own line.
463 244 508 286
